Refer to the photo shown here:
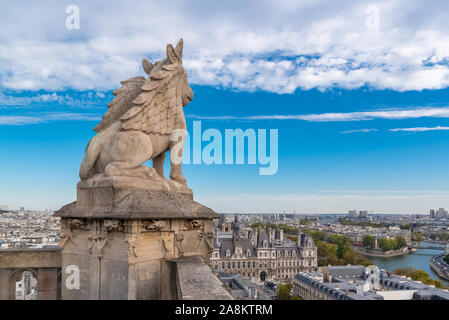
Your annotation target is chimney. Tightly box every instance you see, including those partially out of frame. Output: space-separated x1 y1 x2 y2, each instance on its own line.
268 228 274 243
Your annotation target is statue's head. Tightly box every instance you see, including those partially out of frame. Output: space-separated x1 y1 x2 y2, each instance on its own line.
141 39 193 106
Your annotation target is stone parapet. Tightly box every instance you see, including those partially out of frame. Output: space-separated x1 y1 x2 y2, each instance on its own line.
170 255 233 300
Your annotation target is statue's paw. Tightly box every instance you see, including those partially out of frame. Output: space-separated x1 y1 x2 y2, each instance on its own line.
171 176 187 185
143 167 157 179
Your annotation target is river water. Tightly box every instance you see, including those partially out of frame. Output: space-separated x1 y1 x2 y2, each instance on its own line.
367 242 449 287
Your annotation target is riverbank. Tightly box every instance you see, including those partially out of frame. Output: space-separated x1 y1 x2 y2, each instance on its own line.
430 254 449 281
354 246 411 257
367 242 449 287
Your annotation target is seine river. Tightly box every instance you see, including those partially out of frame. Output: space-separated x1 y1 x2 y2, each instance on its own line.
367 242 449 287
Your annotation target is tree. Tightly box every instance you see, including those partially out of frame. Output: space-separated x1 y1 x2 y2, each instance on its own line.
250 222 263 230
377 238 392 251
302 229 325 242
394 236 407 249
275 283 292 300
316 241 339 266
411 232 424 242
362 235 375 249
327 235 351 259
394 267 445 289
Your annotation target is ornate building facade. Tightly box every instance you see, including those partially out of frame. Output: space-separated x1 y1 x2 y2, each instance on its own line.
210 222 317 282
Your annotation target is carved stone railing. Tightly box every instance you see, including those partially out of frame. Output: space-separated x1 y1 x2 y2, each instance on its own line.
0 248 62 300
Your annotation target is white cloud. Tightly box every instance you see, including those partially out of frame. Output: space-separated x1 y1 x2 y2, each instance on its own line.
341 128 378 134
389 125 449 132
189 106 449 122
0 91 108 108
0 113 101 125
1 1 449 93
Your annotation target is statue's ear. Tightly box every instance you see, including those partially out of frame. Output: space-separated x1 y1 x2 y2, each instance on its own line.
142 58 154 74
175 39 183 61
166 44 181 64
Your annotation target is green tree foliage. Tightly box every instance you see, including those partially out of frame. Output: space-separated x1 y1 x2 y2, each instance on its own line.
275 283 293 300
316 241 339 266
362 235 376 249
302 229 325 242
279 224 298 235
327 235 352 259
250 222 264 230
429 232 449 242
299 218 312 225
377 238 392 251
338 218 385 228
411 232 424 242
395 236 407 248
377 237 407 251
316 240 372 267
251 222 299 235
394 267 445 289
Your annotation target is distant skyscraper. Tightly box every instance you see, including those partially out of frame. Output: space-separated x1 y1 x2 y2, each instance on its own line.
348 210 357 218
436 208 448 218
359 210 368 218
430 209 436 219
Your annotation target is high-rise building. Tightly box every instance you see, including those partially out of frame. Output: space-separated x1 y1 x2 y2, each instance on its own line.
348 210 357 218
430 209 436 219
359 210 368 218
429 208 448 219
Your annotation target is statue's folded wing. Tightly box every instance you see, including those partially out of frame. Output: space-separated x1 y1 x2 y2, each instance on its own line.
94 76 146 133
121 65 184 135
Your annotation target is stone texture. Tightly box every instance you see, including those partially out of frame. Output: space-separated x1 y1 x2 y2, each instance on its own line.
56 206 219 299
173 255 233 300
0 248 61 269
55 187 216 219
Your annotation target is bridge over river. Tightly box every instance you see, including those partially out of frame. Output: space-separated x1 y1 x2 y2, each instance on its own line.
411 242 448 251
411 245 447 250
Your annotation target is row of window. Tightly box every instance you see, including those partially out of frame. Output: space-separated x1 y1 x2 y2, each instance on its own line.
216 249 315 259
213 259 315 270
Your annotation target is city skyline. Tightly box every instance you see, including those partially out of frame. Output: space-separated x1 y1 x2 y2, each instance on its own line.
2 1 449 212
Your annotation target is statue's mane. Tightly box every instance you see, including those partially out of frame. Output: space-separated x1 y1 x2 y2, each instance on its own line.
94 63 183 135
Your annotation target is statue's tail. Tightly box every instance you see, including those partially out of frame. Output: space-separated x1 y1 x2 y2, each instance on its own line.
79 121 121 180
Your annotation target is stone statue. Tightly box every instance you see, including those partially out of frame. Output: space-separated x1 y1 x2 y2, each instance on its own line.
79 39 193 194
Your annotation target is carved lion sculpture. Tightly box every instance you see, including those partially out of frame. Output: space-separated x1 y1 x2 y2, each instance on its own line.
79 39 193 189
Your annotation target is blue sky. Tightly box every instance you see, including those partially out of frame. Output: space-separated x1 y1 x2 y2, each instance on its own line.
1 1 449 213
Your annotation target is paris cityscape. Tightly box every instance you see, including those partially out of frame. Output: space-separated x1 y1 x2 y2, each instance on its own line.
1 1 449 315
1 205 448 300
